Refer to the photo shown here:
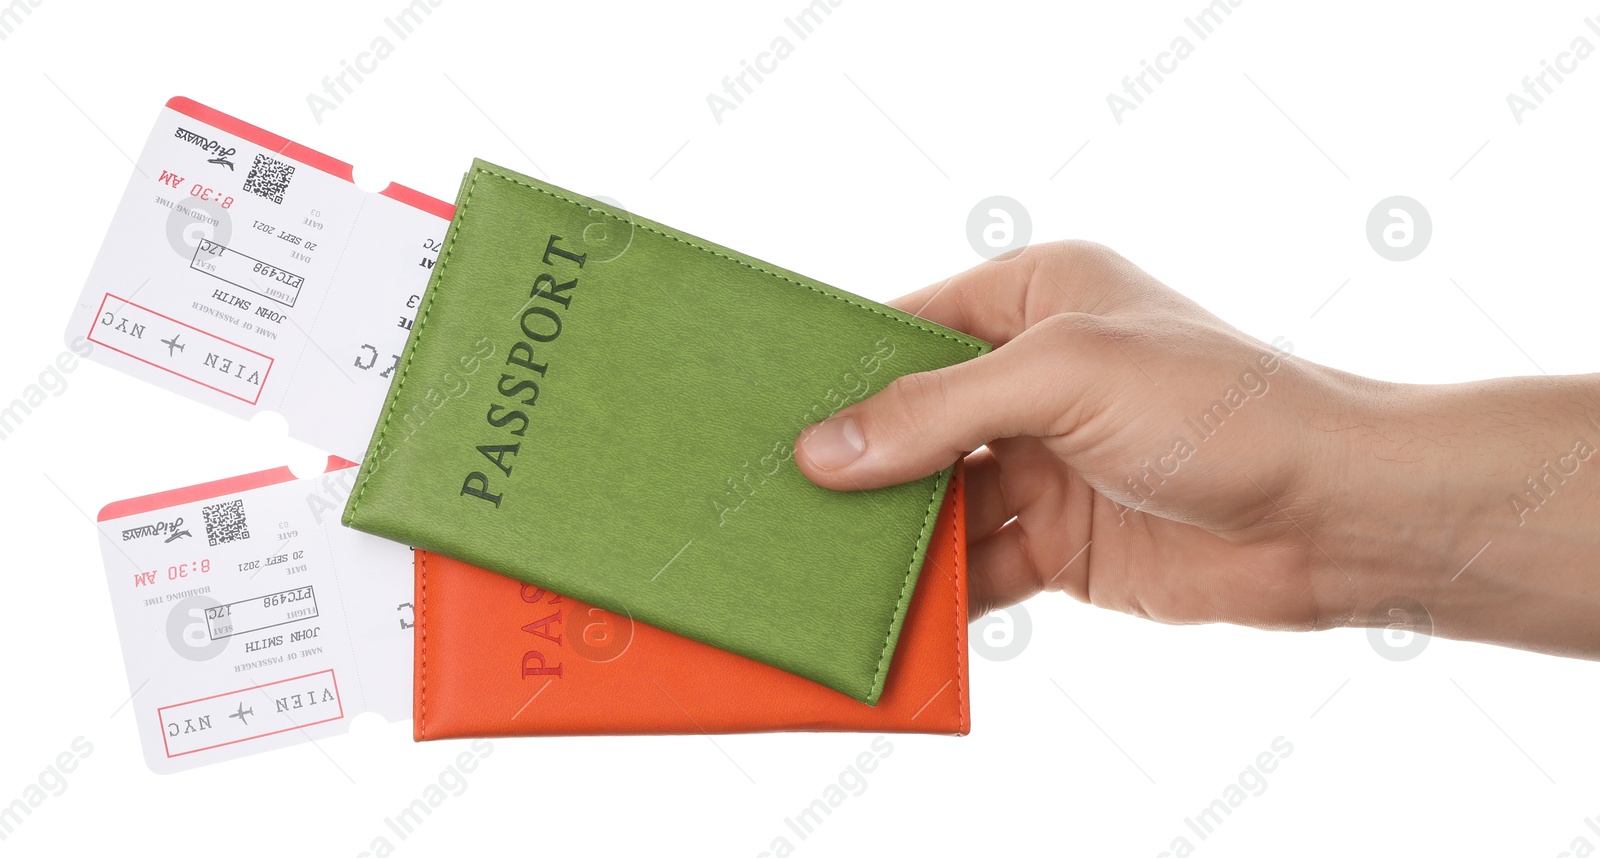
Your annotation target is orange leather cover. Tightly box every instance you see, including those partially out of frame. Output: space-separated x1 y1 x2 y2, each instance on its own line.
413 470 969 738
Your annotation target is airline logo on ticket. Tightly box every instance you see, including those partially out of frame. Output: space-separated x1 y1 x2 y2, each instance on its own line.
66 97 454 460
96 459 413 773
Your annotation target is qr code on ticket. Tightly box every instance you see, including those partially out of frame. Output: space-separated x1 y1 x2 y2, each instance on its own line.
242 153 295 204
203 499 250 546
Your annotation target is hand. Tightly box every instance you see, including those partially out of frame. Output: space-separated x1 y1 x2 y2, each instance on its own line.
794 241 1600 659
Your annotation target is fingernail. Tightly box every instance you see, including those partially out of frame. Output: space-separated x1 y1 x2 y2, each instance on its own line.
800 417 865 470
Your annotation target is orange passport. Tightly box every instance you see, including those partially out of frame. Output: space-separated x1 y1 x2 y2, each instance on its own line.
413 470 969 738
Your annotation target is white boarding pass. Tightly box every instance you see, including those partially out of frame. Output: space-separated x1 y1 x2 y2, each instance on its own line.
95 458 412 773
65 97 453 460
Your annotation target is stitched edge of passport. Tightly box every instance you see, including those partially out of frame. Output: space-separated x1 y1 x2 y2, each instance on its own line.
351 163 973 702
868 467 947 703
418 550 429 741
953 473 969 735
476 167 987 353
346 167 484 524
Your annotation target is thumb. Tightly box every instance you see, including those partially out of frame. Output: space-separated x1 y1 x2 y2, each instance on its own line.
795 315 1098 490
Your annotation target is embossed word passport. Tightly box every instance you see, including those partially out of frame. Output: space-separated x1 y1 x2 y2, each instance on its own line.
412 470 969 738
343 160 990 704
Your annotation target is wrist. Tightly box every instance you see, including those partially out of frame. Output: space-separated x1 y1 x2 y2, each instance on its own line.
1307 374 1600 657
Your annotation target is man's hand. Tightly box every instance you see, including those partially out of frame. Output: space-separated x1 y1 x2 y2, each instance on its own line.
794 241 1600 660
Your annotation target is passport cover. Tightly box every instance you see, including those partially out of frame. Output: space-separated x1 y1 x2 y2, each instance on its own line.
343 160 989 704
413 469 968 738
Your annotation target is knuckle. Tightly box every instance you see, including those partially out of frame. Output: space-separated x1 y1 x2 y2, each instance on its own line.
884 370 951 435
1030 311 1117 353
1034 312 1154 365
1041 239 1128 272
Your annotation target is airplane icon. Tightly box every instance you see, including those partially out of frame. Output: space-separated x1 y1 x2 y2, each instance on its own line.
162 335 184 357
209 155 235 171
229 703 254 726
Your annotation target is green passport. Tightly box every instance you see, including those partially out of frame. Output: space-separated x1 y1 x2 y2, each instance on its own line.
343 160 989 703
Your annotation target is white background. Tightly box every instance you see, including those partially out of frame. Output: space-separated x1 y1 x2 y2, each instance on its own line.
3 0 1598 855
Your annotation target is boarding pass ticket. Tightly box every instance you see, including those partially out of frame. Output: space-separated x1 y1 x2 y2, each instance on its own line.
65 97 453 461
96 459 412 773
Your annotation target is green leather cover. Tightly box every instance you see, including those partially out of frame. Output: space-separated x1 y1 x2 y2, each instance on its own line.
343 160 989 704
